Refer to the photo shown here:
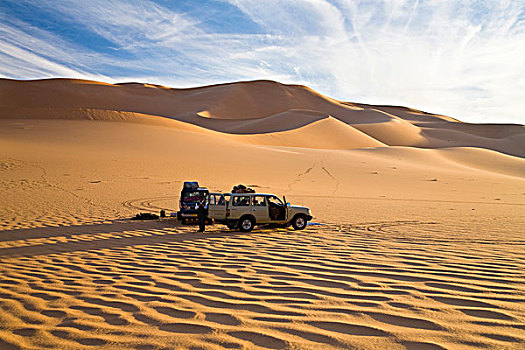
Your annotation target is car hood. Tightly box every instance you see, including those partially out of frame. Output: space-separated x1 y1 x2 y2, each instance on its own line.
289 205 309 211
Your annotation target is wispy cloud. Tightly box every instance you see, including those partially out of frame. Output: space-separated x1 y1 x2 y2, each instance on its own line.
0 13 107 79
29 0 200 47
0 0 524 123
228 0 525 123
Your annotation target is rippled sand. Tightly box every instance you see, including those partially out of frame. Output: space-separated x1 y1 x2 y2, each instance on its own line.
0 218 524 349
1 79 524 349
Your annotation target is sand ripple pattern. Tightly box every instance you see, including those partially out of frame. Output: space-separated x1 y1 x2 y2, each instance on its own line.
0 221 523 349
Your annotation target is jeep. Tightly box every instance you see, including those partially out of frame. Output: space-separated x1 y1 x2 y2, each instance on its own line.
207 192 313 232
177 181 209 224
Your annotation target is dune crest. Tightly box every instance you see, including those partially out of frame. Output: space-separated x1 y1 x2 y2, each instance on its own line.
1 78 523 156
232 116 387 149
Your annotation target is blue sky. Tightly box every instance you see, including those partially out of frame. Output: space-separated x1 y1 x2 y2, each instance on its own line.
1 0 524 124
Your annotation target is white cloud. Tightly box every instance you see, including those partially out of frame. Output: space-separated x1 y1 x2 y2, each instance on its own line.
24 0 200 47
0 0 524 124
0 15 108 80
226 1 525 123
229 0 347 38
0 41 86 78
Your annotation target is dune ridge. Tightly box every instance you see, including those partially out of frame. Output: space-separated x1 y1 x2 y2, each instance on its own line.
231 117 387 149
1 78 523 157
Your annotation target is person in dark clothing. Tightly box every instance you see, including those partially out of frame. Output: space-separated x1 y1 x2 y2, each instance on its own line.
196 199 208 232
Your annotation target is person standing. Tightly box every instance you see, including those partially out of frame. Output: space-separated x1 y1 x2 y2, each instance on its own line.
196 199 208 232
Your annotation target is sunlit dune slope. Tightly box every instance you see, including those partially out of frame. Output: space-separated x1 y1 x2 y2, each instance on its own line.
231 117 386 149
1 79 525 350
1 118 524 232
0 78 524 156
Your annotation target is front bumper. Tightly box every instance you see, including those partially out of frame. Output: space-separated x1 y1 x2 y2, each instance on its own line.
178 210 198 220
180 213 198 218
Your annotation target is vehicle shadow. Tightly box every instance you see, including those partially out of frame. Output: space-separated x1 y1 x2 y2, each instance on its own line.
0 219 179 242
0 220 247 258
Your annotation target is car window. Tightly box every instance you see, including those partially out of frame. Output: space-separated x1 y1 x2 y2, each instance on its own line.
232 196 251 206
209 194 226 206
267 196 283 206
252 196 266 206
183 191 204 203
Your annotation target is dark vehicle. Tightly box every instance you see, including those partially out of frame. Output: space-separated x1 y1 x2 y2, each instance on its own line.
177 181 209 224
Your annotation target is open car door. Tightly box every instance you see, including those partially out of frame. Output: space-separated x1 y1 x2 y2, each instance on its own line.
207 193 227 220
267 195 286 222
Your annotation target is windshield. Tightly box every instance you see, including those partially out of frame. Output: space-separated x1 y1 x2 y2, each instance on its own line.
182 191 206 203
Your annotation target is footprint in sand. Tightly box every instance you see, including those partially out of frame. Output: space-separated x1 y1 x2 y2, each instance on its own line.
306 321 390 337
205 312 241 326
75 338 108 346
153 306 196 319
458 308 515 320
57 319 95 331
42 310 67 318
227 331 288 349
158 322 214 334
401 341 447 350
13 328 37 337
276 327 344 347
365 312 444 330
430 296 496 308
481 333 523 343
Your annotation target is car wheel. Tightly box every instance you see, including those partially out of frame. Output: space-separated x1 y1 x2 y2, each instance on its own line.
238 216 255 232
292 214 307 230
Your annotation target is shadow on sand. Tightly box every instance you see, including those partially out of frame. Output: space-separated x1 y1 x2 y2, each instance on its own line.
0 219 245 258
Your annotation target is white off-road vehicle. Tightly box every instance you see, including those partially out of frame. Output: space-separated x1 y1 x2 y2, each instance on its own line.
207 192 313 232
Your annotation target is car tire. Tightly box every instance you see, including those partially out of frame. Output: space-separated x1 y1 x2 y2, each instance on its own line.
238 216 255 232
291 214 307 230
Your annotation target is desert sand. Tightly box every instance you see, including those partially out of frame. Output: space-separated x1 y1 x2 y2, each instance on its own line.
0 78 524 349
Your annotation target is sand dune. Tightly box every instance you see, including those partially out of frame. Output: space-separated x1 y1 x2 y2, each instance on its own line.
419 126 525 157
232 117 387 149
217 109 328 134
1 78 523 156
436 147 525 179
1 78 524 349
350 113 427 147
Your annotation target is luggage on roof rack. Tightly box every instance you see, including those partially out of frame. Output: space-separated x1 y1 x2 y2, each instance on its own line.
232 184 255 193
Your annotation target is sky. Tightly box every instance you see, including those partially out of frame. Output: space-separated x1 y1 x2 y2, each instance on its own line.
1 0 524 124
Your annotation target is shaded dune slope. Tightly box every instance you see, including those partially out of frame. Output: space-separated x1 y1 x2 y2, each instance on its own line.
1 78 523 156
